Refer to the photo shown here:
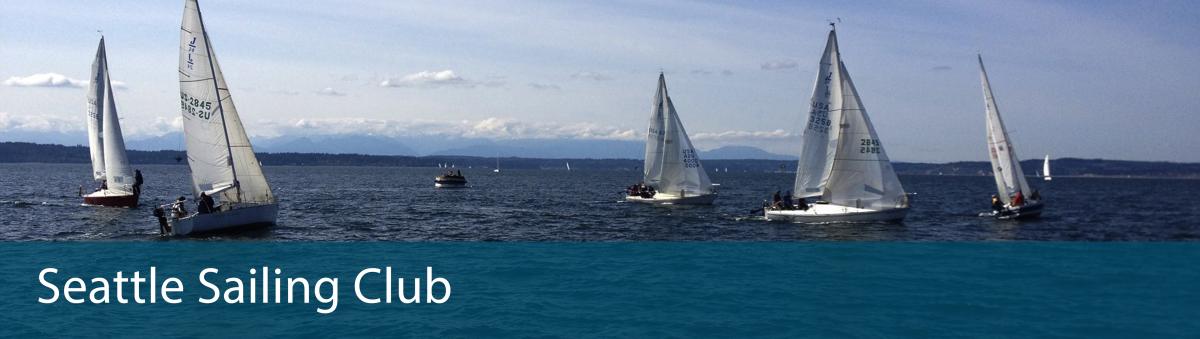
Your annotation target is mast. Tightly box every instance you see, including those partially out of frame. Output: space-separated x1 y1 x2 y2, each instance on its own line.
195 2 240 201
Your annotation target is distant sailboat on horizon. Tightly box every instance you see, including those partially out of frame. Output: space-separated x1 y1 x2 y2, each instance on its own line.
1043 155 1052 181
81 36 139 208
978 54 1043 220
167 0 278 235
624 73 716 205
764 25 909 222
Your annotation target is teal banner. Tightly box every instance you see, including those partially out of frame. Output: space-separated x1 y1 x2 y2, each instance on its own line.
2 242 1197 338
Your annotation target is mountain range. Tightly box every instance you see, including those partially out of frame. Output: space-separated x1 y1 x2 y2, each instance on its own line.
8 132 795 160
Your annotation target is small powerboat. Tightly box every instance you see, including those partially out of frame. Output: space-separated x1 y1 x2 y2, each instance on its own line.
435 170 468 188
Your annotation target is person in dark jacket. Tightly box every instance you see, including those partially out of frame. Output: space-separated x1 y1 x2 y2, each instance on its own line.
772 191 782 209
153 206 169 235
133 169 144 196
198 192 215 214
783 190 795 210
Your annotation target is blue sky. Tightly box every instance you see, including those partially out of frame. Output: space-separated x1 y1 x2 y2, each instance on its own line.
2 0 1199 162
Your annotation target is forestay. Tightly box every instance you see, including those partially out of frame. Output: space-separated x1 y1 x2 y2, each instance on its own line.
642 74 712 196
179 0 273 204
979 55 1031 204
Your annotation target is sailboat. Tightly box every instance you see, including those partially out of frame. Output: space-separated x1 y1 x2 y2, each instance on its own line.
1043 155 1052 181
625 73 716 205
764 26 908 222
167 0 278 235
81 37 139 208
493 155 500 173
978 54 1043 220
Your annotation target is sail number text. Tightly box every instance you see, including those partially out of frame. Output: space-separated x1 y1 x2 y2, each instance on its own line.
806 101 831 133
180 92 215 120
87 98 100 120
859 139 881 154
682 149 701 168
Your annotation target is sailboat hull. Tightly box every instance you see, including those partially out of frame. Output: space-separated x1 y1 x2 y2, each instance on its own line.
82 190 139 208
990 201 1044 220
625 193 716 205
765 204 908 223
169 202 277 236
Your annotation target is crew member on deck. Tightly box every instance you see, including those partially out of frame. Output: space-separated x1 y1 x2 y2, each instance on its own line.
1011 191 1025 206
772 191 782 209
783 191 794 210
991 194 1003 212
171 196 188 218
133 170 144 196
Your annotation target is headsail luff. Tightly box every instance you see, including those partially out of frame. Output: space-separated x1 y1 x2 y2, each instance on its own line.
179 0 273 203
979 54 1031 204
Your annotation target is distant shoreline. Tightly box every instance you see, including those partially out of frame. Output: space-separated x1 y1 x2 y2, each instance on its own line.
3 141 1198 179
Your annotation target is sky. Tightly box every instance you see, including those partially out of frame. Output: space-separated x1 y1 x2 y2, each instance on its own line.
2 0 1199 162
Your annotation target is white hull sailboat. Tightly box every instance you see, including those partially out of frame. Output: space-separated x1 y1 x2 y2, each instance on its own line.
168 0 277 235
978 55 1042 220
765 26 909 223
625 73 716 205
1043 155 1052 181
81 36 140 208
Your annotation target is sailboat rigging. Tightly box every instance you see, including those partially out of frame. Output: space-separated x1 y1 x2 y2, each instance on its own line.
764 25 909 222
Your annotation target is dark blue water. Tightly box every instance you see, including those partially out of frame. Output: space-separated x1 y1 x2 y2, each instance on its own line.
3 163 1199 337
1 163 1198 241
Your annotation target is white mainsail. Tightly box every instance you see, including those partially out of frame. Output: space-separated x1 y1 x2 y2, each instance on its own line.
86 39 107 182
979 55 1031 204
791 28 905 210
642 73 712 196
1043 155 1052 180
642 75 668 187
179 0 273 204
793 30 840 199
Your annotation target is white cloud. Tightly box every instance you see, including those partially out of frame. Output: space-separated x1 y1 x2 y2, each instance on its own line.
2 73 128 89
0 112 82 133
316 87 346 96
528 82 561 90
760 60 798 71
253 117 638 141
380 70 468 88
570 71 613 81
1 111 796 152
4 73 87 88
